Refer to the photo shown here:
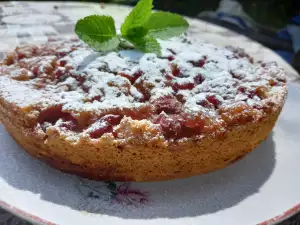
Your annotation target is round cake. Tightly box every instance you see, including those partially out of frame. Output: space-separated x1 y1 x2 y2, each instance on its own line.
0 36 287 181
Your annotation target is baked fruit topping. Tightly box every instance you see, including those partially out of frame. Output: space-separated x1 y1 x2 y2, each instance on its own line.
0 36 287 181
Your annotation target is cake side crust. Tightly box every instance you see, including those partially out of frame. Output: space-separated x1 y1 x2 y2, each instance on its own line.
0 86 286 181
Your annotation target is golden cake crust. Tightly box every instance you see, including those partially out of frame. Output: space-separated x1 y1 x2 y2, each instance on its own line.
0 37 287 181
0 87 286 181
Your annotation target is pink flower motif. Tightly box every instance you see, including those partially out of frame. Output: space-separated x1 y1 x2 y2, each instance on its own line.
114 183 149 206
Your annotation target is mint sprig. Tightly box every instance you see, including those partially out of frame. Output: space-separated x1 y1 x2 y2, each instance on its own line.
121 0 153 36
75 0 189 55
145 12 189 40
75 15 119 52
126 35 161 55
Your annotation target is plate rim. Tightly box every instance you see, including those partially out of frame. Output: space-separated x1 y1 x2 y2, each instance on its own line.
0 199 55 225
0 1 299 223
0 193 299 225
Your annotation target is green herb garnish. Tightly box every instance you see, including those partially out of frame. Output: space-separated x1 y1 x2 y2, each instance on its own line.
75 0 189 55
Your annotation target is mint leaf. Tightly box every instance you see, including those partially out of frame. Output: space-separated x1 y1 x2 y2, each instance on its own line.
121 0 153 36
127 35 161 55
75 15 119 51
75 0 190 55
126 26 148 38
145 12 189 39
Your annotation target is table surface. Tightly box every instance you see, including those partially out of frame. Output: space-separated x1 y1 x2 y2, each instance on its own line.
0 2 299 225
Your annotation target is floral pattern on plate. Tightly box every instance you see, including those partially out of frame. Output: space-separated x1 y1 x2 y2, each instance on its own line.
76 179 149 206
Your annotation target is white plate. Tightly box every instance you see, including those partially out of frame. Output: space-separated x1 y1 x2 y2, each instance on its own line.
0 83 299 225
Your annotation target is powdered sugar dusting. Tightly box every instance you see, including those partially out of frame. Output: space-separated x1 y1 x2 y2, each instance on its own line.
0 36 287 140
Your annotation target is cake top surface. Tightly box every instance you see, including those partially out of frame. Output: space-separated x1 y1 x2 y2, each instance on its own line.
0 36 287 142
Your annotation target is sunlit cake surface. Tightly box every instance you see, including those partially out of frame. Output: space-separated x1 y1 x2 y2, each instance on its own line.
0 36 287 181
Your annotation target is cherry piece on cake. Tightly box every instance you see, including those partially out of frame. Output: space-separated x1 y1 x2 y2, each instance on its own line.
168 55 175 61
171 64 180 77
134 82 151 101
38 105 79 131
119 70 143 84
54 68 66 78
88 122 113 139
59 60 67 67
102 114 123 125
153 113 182 139
230 71 243 80
152 95 182 114
172 82 195 91
194 74 205 85
189 56 207 68
87 114 122 138
206 95 221 108
32 66 40 77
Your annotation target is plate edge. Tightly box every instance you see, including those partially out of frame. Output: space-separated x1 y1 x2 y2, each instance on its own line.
0 198 300 225
257 203 300 225
0 199 57 225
